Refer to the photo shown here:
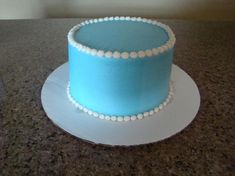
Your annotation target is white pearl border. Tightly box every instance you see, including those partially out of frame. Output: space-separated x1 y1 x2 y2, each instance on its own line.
67 17 176 59
67 82 174 122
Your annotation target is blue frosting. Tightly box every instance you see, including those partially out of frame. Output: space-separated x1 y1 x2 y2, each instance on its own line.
69 48 173 116
75 21 169 52
68 20 174 116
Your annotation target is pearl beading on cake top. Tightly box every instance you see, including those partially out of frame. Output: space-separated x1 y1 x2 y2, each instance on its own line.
67 83 174 122
68 16 176 59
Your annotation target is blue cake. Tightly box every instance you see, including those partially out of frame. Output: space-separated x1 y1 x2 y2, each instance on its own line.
67 17 176 122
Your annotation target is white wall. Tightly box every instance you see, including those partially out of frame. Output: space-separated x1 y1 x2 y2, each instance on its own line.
0 0 234 20
0 0 46 19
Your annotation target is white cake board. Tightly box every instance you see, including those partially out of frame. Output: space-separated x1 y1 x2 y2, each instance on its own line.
41 63 200 146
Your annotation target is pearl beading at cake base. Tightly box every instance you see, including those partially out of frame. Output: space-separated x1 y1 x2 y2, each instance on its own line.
67 83 174 122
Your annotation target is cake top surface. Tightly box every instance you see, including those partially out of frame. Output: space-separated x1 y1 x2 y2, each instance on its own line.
74 20 168 52
68 17 175 59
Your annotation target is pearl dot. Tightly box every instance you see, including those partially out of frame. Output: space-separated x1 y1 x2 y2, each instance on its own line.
74 103 79 108
97 50 104 57
166 98 170 104
111 116 116 121
137 114 143 119
149 110 154 115
130 52 138 58
145 50 153 57
78 104 82 110
114 16 120 20
117 117 123 122
121 52 129 59
105 116 111 120
152 48 159 55
82 46 88 52
91 49 97 56
131 116 137 121
85 47 91 54
144 112 149 117
159 47 165 53
138 51 145 58
124 116 130 121
88 110 92 115
172 36 176 43
166 42 172 49
168 95 172 100
163 101 167 106
131 17 137 21
113 51 121 58
99 114 105 119
142 18 147 22
162 45 168 50
167 94 171 100
154 107 159 113
157 22 163 27
104 51 112 58
93 112 99 117
147 19 152 24
77 44 82 50
151 21 157 25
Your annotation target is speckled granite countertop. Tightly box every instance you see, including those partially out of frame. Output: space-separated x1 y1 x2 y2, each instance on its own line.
0 19 234 176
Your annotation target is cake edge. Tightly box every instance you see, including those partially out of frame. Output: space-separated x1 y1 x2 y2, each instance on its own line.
67 16 176 59
66 82 174 122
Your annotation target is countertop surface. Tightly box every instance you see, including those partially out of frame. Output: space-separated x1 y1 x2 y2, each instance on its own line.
0 19 234 176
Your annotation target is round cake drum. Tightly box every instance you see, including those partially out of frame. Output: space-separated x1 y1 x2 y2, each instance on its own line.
41 63 200 146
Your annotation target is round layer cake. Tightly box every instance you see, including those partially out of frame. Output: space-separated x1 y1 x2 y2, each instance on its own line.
67 17 176 122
